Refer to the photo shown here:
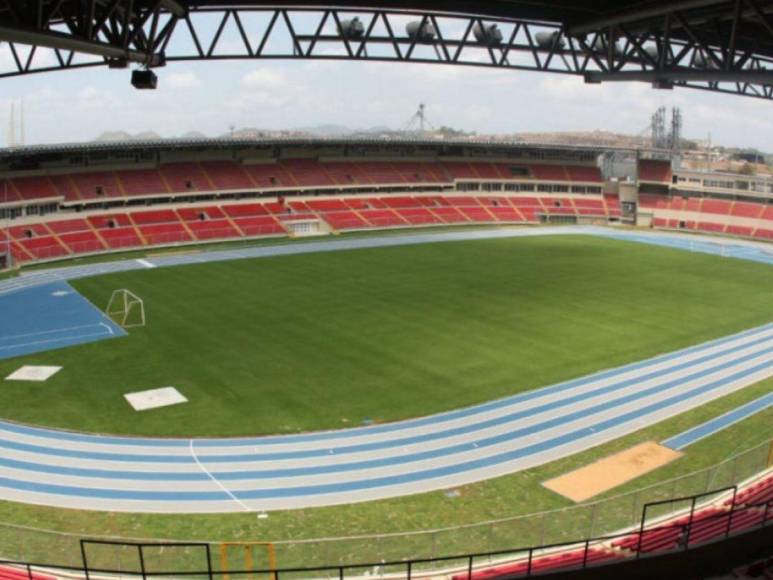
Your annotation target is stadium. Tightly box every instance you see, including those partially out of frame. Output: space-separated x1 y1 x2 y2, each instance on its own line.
0 1 772 579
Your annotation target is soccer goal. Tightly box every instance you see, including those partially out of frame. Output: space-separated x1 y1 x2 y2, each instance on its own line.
106 289 146 328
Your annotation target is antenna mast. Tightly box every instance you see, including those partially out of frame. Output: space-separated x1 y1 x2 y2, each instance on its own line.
403 103 435 134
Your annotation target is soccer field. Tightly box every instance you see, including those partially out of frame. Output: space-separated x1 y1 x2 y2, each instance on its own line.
0 234 771 437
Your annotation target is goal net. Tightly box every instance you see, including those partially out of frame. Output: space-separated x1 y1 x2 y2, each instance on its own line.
106 289 146 328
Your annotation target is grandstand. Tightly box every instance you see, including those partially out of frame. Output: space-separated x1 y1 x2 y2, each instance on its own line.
0 136 770 580
4 139 773 267
0 139 616 265
634 158 773 241
0 0 772 572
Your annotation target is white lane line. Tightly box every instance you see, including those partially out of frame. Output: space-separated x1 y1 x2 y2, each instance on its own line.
99 322 114 336
188 440 251 512
0 330 113 351
0 323 106 341
136 259 156 269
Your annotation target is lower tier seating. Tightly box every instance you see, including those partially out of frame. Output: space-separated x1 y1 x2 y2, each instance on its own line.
0 565 56 580
642 194 773 242
453 472 772 579
1 193 618 264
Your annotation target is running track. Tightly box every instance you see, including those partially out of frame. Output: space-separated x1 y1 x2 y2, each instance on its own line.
0 226 770 512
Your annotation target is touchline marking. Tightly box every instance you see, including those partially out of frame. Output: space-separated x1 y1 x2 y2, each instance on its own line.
188 440 251 512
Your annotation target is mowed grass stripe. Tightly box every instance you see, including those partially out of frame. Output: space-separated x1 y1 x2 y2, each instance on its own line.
0 235 770 437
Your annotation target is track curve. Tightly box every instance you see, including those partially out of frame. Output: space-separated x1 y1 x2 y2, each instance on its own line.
0 226 771 513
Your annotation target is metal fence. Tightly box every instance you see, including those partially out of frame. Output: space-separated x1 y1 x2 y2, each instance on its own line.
0 438 770 572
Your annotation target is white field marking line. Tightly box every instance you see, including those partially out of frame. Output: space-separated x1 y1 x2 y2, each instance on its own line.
99 322 114 336
0 323 106 341
0 330 113 351
136 259 156 269
189 440 251 512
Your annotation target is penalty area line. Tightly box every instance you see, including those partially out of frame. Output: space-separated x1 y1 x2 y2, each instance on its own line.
189 440 252 512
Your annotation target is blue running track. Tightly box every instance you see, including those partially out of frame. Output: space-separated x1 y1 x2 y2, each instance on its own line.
662 391 773 450
0 226 768 513
0 281 125 360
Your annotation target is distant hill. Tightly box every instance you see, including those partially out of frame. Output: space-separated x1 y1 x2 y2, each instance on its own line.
293 124 393 136
94 130 163 142
180 131 208 140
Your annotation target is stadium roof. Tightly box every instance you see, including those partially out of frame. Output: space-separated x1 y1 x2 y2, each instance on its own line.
0 136 625 163
0 0 771 99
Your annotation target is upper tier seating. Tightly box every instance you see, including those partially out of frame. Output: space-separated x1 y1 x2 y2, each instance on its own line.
638 160 673 183
9 176 59 200
468 162 501 179
565 165 603 182
200 161 253 190
280 159 335 187
441 162 478 179
115 169 168 196
531 164 570 181
63 171 123 199
242 163 295 188
7 160 606 202
159 163 210 192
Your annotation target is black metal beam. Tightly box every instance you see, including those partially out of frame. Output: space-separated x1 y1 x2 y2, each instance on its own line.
568 0 728 36
0 4 770 100
0 21 156 63
585 68 773 82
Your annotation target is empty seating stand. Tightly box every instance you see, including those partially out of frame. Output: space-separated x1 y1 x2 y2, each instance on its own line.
6 159 613 204
646 195 773 241
159 163 210 193
200 161 253 191
2 193 615 264
451 474 772 580
115 169 168 196
9 176 60 200
0 565 56 580
638 160 673 183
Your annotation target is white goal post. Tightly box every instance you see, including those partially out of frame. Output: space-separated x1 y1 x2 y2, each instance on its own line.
106 289 146 328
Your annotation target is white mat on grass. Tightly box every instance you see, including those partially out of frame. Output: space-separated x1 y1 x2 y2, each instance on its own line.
124 386 187 411
5 366 62 382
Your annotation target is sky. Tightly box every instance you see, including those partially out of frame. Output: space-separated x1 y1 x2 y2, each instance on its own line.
1 53 772 150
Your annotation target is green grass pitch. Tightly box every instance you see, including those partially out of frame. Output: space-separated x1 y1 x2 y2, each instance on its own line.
0 233 771 437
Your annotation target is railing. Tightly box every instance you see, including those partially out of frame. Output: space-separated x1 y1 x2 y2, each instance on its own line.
0 497 770 579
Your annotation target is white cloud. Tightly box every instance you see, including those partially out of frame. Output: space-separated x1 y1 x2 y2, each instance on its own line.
0 58 769 150
225 90 291 112
166 71 202 89
240 68 288 90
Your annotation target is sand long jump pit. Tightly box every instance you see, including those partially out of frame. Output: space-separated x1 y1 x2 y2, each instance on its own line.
542 442 683 502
